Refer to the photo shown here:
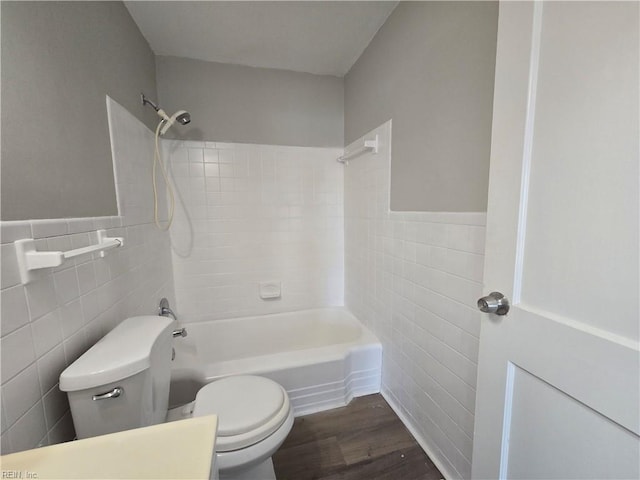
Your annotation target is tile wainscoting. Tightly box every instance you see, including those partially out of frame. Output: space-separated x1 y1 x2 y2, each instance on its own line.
344 121 485 479
0 98 175 453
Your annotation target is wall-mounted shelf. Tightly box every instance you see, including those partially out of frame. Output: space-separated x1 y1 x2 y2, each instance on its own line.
14 230 124 284
337 135 379 165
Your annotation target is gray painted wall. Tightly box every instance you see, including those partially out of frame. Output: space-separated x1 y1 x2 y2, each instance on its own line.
1 1 158 221
156 56 344 147
344 2 498 212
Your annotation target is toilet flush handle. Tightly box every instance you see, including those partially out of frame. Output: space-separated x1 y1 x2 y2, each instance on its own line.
92 386 123 401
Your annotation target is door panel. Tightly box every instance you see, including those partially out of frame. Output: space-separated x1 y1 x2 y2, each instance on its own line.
507 365 639 480
472 2 639 478
521 2 639 337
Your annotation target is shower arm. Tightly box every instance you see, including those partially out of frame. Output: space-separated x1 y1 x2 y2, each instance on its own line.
141 93 190 130
141 93 173 126
141 93 160 112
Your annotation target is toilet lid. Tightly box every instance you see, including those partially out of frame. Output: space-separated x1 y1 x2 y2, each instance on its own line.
193 375 291 452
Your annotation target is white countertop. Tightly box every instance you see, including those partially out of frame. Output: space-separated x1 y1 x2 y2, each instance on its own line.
0 415 218 479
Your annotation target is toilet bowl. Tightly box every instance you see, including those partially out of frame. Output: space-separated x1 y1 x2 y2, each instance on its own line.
193 375 294 480
59 316 293 480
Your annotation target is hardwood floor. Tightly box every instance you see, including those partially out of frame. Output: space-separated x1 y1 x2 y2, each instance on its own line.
273 394 443 480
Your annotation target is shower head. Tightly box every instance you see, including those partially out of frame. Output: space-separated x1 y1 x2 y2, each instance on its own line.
159 110 191 135
174 111 191 126
141 93 191 136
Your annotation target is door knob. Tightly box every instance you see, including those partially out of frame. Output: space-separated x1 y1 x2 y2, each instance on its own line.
477 292 510 315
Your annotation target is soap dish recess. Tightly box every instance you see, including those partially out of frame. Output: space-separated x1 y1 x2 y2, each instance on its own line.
259 281 281 299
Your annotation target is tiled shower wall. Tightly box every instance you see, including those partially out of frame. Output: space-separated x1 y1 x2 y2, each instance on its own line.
344 121 485 479
0 98 175 453
165 141 344 323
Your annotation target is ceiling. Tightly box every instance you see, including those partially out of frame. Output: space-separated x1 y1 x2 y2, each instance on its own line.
124 1 398 77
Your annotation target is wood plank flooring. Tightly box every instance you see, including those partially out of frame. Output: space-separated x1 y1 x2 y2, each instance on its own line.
273 394 443 480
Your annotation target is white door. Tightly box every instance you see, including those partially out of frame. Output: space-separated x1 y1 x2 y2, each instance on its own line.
472 2 639 479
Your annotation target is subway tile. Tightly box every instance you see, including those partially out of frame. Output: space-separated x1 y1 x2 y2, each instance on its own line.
53 268 80 306
439 344 478 388
182 140 203 149
60 299 84 339
171 144 343 323
7 401 46 453
167 144 189 162
25 275 58 321
1 325 36 380
62 329 89 366
93 258 111 286
3 98 176 445
1 285 30 337
446 301 481 338
234 159 248 178
110 217 124 228
76 262 97 296
172 163 190 178
66 218 95 235
437 367 477 414
219 163 234 177
80 289 101 323
31 220 68 239
47 412 75 445
2 363 42 426
42 385 69 430
204 163 219 177
458 331 480 362
203 149 219 163
69 232 91 250
443 274 483 308
219 178 234 192
444 249 484 282
424 222 448 247
1 222 32 244
1 401 10 434
0 436 11 456
31 309 63 357
37 344 67 393
344 121 484 479
189 162 204 177
216 142 235 151
447 224 486 254
1 243 21 289
188 148 204 163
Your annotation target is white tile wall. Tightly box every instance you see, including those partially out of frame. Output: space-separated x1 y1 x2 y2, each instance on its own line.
165 140 344 322
344 121 485 479
0 97 175 454
1 99 485 479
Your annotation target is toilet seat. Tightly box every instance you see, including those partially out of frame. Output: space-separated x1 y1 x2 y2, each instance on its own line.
193 375 292 452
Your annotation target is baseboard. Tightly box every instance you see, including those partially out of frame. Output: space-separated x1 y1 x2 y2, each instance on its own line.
381 390 460 480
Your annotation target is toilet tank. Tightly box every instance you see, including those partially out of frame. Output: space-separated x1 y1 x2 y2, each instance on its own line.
60 316 174 439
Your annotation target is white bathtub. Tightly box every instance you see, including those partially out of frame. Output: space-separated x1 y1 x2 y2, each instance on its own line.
170 307 382 416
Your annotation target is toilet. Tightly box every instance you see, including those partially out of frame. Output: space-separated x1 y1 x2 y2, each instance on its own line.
59 316 294 480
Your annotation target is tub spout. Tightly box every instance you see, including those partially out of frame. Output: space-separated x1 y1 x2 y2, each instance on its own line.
172 328 187 338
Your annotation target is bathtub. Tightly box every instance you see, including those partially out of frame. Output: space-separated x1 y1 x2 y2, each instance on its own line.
169 307 382 416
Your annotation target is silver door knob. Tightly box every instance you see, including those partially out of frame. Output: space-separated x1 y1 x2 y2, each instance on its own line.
477 292 510 315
